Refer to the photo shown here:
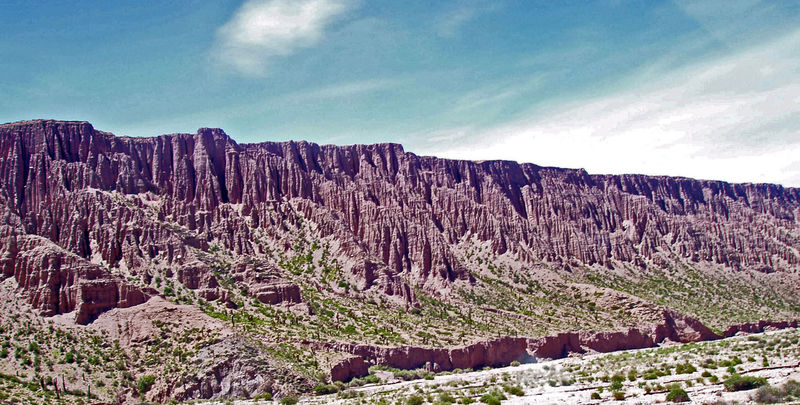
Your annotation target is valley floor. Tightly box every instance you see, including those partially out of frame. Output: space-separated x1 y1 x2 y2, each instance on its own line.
199 328 800 405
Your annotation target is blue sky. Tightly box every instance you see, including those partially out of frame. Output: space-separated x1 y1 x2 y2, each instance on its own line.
2 0 799 185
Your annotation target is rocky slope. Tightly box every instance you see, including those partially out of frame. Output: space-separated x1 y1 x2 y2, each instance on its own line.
0 119 799 403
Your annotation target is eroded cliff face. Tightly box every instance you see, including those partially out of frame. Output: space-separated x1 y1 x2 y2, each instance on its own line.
2 120 799 319
1 119 800 401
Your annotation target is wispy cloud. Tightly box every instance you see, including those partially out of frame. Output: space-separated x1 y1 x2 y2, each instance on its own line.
282 78 401 103
213 0 353 75
417 28 800 186
435 2 499 38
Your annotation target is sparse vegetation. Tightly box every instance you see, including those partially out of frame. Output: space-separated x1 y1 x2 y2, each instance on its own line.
666 385 691 402
724 374 768 391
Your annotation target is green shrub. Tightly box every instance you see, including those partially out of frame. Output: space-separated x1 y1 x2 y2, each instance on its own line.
643 369 665 380
723 374 767 392
313 383 340 395
280 396 298 405
407 394 424 405
136 375 156 396
666 386 690 403
675 363 696 374
503 385 524 396
479 391 507 405
591 392 601 399
613 391 625 400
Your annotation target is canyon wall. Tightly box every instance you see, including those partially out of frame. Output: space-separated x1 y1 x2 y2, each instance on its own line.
1 120 799 321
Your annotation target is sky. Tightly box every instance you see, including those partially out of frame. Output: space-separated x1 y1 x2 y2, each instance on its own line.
1 0 799 186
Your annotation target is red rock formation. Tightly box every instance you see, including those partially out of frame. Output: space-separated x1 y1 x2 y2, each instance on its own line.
330 356 369 382
326 314 800 382
0 225 148 324
322 337 531 381
2 119 800 316
1 118 799 321
722 320 800 337
2 119 800 397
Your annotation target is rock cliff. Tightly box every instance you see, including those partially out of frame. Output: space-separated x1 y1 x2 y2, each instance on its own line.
1 119 799 402
2 120 799 317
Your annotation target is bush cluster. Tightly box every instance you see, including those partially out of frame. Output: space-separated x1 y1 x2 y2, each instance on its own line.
723 374 768 392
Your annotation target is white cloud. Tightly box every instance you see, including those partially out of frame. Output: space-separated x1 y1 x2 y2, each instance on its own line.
417 29 800 186
213 0 352 75
435 2 499 38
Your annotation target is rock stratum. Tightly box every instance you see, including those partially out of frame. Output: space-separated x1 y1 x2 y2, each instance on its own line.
0 119 799 403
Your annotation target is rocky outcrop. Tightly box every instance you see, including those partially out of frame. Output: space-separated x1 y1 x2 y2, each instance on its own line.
330 356 369 382
322 336 531 381
253 281 302 305
151 335 310 403
722 320 800 337
0 225 148 324
326 313 800 382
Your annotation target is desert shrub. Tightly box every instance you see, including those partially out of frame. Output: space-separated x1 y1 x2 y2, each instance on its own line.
752 384 784 403
751 380 800 403
503 385 524 396
666 385 690 403
479 391 507 405
313 383 340 395
643 368 666 380
406 394 424 405
338 390 358 399
613 391 625 400
591 392 601 399
510 360 521 367
136 375 156 396
786 380 800 397
393 369 430 381
723 374 767 391
358 374 380 384
280 396 298 405
675 362 697 374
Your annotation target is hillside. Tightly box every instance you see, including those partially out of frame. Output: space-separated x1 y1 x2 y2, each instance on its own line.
0 119 798 403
